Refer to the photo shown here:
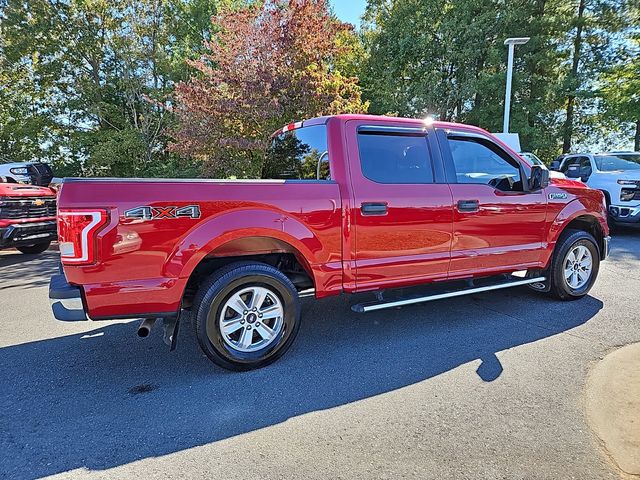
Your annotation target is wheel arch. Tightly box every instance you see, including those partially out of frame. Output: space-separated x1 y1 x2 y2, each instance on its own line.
561 215 605 252
547 201 607 264
161 208 331 305
183 235 317 302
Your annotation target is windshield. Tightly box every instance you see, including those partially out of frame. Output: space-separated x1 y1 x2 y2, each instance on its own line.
594 154 640 171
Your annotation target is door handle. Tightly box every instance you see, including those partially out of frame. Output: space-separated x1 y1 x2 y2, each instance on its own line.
361 202 388 216
457 200 479 213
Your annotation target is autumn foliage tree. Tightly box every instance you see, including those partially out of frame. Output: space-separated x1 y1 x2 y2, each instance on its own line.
170 0 367 178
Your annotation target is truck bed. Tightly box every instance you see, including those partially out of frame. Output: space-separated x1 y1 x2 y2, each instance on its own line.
59 178 343 318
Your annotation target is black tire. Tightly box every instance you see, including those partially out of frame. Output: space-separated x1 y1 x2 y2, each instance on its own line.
17 241 51 255
548 229 600 300
191 261 301 371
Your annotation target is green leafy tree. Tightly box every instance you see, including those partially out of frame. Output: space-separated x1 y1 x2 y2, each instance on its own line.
0 0 220 177
360 0 570 158
598 1 640 152
360 0 634 159
558 0 632 153
599 54 640 150
0 61 57 164
170 0 368 178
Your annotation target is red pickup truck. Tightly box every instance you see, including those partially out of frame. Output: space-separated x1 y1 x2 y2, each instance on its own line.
49 114 610 370
0 180 57 254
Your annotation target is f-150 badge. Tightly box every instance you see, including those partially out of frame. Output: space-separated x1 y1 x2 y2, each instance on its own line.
124 205 201 220
548 193 567 200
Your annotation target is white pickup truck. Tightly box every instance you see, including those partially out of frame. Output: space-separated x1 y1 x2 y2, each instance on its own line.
552 152 640 226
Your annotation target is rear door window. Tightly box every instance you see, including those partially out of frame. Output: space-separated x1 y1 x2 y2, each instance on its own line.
357 132 434 184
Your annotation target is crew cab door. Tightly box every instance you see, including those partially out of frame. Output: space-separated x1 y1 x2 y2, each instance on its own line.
436 129 548 276
346 121 454 291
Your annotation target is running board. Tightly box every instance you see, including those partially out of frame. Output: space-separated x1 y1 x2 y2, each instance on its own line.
351 275 546 313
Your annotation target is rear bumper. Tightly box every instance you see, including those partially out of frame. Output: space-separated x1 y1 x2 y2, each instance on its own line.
0 221 57 248
49 271 88 321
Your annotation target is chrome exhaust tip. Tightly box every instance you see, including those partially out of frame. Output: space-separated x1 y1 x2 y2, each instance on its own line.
137 318 156 338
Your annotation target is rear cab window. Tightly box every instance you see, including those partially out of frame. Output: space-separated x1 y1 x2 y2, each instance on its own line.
262 125 330 180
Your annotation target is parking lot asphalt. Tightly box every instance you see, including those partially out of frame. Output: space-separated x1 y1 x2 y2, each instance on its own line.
1 231 639 480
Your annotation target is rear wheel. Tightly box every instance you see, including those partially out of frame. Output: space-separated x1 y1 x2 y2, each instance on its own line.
191 261 301 371
548 229 600 300
17 241 51 255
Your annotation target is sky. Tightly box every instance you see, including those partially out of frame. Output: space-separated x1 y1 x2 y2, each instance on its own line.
329 0 367 27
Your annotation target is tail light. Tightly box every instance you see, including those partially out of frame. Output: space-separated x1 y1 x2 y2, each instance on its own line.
58 209 109 265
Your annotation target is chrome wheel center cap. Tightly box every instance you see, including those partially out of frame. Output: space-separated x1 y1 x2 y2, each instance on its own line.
246 313 257 324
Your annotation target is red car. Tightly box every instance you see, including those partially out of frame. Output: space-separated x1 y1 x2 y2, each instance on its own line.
0 178 57 254
49 115 610 370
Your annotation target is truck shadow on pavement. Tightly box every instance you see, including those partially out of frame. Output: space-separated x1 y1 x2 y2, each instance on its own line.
0 289 602 478
0 250 59 291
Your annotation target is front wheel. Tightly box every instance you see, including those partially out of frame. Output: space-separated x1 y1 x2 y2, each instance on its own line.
17 241 51 255
191 261 301 371
548 229 600 300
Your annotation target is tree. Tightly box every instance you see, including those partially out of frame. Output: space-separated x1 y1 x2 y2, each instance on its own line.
0 0 220 177
598 0 640 152
558 0 632 153
170 0 368 178
0 0 72 165
561 0 586 153
359 0 571 157
599 50 640 150
0 56 57 164
360 0 634 159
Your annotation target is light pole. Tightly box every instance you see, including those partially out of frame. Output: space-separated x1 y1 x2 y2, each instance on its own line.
503 37 530 133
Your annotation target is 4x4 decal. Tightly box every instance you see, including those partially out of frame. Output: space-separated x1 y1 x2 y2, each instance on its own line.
124 205 201 220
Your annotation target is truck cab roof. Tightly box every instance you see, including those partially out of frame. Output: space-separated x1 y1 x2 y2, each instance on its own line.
272 114 492 137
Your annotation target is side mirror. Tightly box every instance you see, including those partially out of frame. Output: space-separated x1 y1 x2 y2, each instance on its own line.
529 165 550 191
550 161 561 171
